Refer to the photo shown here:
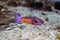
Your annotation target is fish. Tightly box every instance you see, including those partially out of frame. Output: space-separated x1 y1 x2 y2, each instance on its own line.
22 16 44 25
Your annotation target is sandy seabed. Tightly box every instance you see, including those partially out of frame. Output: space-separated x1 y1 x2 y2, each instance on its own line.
0 6 60 40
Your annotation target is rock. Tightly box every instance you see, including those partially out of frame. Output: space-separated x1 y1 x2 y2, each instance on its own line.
7 1 21 7
0 11 18 28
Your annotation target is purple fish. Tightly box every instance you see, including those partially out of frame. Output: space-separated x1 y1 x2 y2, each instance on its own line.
15 13 44 25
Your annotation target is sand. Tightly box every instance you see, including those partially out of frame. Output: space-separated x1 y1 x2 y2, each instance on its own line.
0 6 60 40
